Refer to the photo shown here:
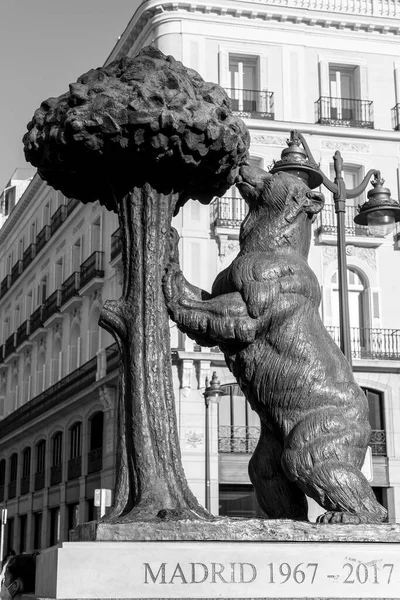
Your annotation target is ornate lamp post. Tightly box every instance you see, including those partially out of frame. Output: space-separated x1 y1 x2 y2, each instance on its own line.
272 131 400 365
203 372 224 511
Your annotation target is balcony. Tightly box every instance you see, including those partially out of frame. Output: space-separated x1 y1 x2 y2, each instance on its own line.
315 97 374 129
66 197 80 217
110 228 122 267
29 305 47 341
34 471 45 491
315 203 385 246
20 476 30 495
8 480 16 499
211 197 248 231
42 290 63 326
68 456 82 480
0 275 10 298
87 447 103 474
326 326 400 360
23 243 36 270
36 225 50 253
10 260 22 285
4 333 17 362
219 426 260 453
16 320 32 351
79 251 104 295
225 88 274 120
50 464 63 486
50 205 68 236
219 426 386 457
61 272 82 311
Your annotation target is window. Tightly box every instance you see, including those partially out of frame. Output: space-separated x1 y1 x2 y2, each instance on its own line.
70 423 82 459
22 447 31 481
329 65 357 102
49 507 60 546
72 239 81 272
1 187 16 216
88 307 100 359
68 503 80 531
329 164 364 227
91 217 102 253
69 324 81 372
218 383 260 453
36 351 46 394
30 221 37 245
19 515 27 553
228 55 258 113
219 484 264 518
35 440 46 491
51 337 62 384
52 432 63 467
6 517 14 554
0 459 6 502
331 268 366 332
43 201 51 227
55 258 64 290
33 512 42 550
88 412 103 474
38 275 47 306
8 453 18 499
23 364 31 404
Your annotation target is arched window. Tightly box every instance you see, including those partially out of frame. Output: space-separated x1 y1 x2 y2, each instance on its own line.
35 440 46 491
21 447 31 495
0 459 6 502
8 453 18 499
68 422 82 480
88 412 103 474
50 432 63 487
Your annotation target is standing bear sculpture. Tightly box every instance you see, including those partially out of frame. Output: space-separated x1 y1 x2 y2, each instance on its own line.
163 163 387 524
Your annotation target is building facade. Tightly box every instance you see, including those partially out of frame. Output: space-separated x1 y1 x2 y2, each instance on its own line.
1 0 400 552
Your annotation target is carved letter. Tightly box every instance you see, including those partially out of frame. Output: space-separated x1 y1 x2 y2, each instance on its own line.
169 563 188 584
144 563 166 584
190 563 209 584
211 563 229 583
239 563 257 583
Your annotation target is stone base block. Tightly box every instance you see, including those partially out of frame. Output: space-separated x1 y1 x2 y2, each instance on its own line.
35 521 400 600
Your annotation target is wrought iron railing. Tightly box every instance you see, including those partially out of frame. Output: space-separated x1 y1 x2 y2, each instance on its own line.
50 205 68 236
315 97 374 128
61 272 80 305
211 197 248 229
4 333 17 359
42 290 62 323
0 275 10 298
219 425 386 456
66 197 80 216
23 243 36 270
50 464 63 486
10 260 22 285
87 447 103 474
225 88 274 119
30 305 45 336
392 103 400 130
8 480 16 499
68 456 82 480
326 326 400 360
20 476 30 495
218 426 260 453
36 225 50 253
370 430 386 456
80 251 104 289
34 471 45 491
16 320 31 348
111 228 122 261
315 203 373 237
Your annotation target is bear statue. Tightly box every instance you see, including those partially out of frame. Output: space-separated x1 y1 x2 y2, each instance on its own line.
163 163 387 524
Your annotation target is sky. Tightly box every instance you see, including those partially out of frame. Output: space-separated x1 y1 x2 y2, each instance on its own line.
0 0 140 191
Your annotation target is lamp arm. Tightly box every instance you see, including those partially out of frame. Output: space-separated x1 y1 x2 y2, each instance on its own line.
346 169 380 199
294 130 338 195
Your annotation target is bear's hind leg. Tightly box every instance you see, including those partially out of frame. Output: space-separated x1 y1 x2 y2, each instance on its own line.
249 421 308 520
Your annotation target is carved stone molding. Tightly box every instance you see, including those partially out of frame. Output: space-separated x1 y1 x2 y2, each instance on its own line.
218 237 240 260
321 140 370 154
184 429 204 450
53 323 63 337
180 359 193 396
197 359 211 390
99 385 115 411
322 245 376 270
56 240 66 254
251 134 287 147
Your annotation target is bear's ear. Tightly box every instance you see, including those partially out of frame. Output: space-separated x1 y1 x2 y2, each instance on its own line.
303 190 325 216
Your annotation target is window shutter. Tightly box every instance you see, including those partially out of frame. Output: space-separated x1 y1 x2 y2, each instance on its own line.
319 60 330 97
218 48 230 89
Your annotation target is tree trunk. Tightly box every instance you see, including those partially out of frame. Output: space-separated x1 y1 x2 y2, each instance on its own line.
99 184 210 522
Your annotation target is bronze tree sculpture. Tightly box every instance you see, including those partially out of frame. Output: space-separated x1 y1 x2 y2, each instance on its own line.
164 162 387 525
23 47 249 522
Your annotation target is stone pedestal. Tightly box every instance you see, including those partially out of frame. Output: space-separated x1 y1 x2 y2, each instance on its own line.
34 519 400 600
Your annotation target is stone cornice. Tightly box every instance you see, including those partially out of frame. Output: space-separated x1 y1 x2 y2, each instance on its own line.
106 0 400 64
0 173 44 245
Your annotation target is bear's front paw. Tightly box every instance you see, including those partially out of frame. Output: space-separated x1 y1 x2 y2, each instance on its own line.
163 264 185 307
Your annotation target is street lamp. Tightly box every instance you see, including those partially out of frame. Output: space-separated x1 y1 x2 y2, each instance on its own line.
203 372 224 512
271 131 400 365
